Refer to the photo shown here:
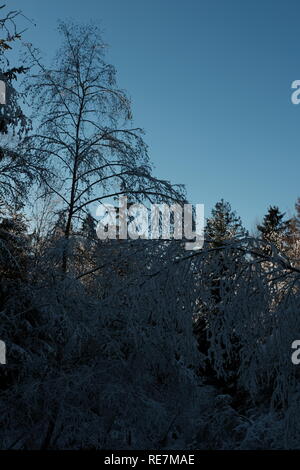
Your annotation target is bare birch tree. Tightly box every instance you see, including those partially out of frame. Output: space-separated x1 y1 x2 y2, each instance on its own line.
26 22 185 271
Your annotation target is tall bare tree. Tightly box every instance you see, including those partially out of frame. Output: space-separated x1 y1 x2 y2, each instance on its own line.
26 22 185 272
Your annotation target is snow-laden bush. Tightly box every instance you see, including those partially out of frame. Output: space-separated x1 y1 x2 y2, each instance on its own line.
1 235 300 449
0 239 206 449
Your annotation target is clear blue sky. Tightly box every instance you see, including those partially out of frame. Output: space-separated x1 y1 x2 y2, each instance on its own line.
10 0 300 231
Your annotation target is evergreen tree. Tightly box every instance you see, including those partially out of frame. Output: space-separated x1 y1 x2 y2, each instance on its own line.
257 205 290 252
295 197 300 232
0 6 33 207
281 200 300 264
0 211 29 282
194 201 247 362
206 199 247 247
80 212 97 240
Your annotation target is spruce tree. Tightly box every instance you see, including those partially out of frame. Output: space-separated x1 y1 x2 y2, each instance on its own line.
257 206 290 252
295 198 300 232
80 212 97 240
194 200 247 361
206 199 247 247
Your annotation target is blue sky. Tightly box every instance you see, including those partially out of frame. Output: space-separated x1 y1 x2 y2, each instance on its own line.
9 0 300 231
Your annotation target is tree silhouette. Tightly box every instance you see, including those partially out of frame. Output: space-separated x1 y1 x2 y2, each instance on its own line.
26 22 185 272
